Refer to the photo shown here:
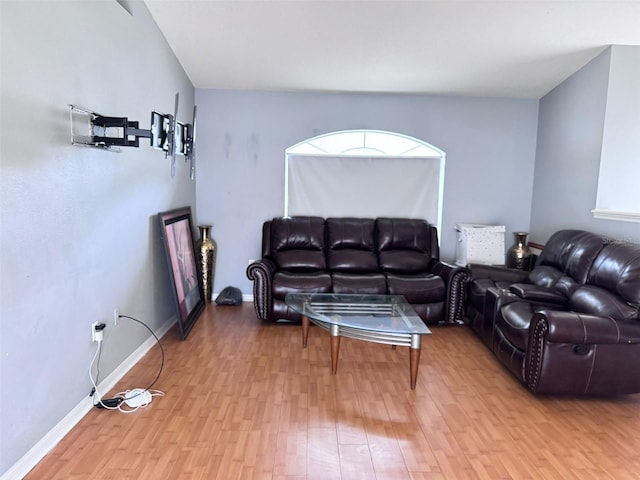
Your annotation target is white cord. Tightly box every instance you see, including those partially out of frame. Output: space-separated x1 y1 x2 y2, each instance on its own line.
113 389 165 413
88 341 122 410
88 314 165 413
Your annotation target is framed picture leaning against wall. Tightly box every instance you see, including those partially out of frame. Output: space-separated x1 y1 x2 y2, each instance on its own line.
158 206 204 339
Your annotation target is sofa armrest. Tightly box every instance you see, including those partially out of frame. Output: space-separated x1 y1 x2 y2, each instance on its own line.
469 263 529 284
530 310 640 345
482 287 522 346
246 258 276 321
526 310 640 394
509 284 567 305
429 260 471 323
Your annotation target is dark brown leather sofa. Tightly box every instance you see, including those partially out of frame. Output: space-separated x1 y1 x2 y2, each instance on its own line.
246 216 470 325
466 229 640 395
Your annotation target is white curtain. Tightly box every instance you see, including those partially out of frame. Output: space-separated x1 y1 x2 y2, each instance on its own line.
286 155 442 225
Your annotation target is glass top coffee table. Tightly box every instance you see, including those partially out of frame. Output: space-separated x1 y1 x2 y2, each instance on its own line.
285 293 431 389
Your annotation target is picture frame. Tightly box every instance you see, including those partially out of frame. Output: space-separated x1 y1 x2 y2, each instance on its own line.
158 206 204 340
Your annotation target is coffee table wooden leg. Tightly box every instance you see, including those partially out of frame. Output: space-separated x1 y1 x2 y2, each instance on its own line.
330 323 341 374
409 334 422 390
409 348 421 389
302 315 310 348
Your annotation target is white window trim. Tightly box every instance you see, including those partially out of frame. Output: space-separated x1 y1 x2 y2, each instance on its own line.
591 209 640 223
284 130 446 232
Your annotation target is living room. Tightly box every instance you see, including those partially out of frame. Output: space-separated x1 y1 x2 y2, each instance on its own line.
2 1 640 479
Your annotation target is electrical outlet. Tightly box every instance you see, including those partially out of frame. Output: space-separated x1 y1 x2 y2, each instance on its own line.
113 307 120 326
91 322 102 342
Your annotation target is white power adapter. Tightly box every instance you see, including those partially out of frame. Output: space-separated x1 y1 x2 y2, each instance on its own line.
123 388 152 408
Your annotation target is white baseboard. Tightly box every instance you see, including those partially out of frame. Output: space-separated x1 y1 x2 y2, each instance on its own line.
1 316 177 480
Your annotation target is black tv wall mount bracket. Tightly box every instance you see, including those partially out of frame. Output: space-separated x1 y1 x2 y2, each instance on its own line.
69 93 196 179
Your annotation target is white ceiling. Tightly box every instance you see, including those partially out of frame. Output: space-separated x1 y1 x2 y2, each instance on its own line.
144 0 640 99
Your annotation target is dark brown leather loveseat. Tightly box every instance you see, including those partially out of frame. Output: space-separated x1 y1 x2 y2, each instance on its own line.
246 216 470 325
466 229 640 395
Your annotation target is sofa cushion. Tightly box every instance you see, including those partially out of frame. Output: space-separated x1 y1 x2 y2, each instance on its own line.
497 301 537 351
527 265 564 289
272 271 332 300
272 250 326 272
376 218 434 273
327 249 378 273
526 268 581 299
386 273 444 304
378 250 432 273
326 217 378 273
535 230 604 284
569 285 638 321
331 273 387 295
376 218 433 252
587 242 640 308
326 218 376 251
270 216 326 271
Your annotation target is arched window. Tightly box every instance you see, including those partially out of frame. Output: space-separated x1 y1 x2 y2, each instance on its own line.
285 130 445 231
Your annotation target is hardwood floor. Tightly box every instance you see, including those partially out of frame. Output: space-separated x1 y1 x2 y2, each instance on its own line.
27 303 640 479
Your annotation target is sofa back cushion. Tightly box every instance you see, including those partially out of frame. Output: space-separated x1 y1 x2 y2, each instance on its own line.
587 242 640 309
326 218 378 272
569 285 638 321
534 230 604 285
527 265 563 289
568 242 640 321
270 216 326 271
376 218 435 273
526 268 580 299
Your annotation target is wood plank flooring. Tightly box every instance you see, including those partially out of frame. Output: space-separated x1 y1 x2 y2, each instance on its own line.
26 303 640 479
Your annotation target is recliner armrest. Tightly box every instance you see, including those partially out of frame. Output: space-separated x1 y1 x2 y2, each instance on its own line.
509 284 567 305
482 287 521 346
469 263 529 284
429 260 471 323
529 310 640 345
526 310 640 394
429 259 469 283
246 258 277 321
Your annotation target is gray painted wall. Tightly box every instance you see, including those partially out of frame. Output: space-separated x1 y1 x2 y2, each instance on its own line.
0 1 195 474
531 46 640 245
195 90 539 295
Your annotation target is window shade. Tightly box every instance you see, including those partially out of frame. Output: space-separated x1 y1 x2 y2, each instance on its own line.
286 155 442 225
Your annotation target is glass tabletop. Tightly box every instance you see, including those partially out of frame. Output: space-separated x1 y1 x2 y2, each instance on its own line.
285 293 431 335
